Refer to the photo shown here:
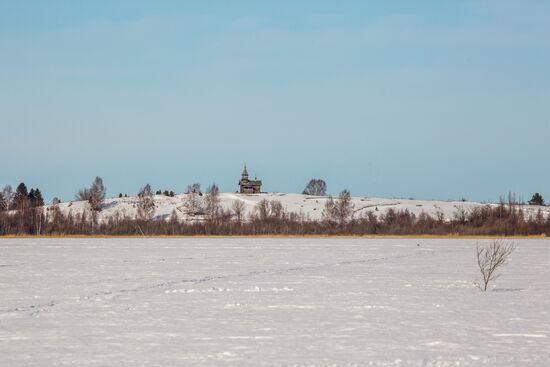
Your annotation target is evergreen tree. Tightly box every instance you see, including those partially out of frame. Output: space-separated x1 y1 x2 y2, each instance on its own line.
528 193 545 206
28 188 44 207
14 183 29 210
34 188 44 206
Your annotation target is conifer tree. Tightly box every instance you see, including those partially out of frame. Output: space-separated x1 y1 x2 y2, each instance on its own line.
528 193 545 206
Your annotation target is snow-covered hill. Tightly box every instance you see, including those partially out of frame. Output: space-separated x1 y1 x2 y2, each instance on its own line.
44 193 550 223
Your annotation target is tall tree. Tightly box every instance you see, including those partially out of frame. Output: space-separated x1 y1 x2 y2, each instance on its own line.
14 183 29 210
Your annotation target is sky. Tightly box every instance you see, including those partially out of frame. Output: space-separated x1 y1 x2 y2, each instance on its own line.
1 0 549 203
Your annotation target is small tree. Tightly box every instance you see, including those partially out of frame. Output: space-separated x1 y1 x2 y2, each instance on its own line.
137 184 155 221
303 179 327 196
528 193 544 206
475 240 516 292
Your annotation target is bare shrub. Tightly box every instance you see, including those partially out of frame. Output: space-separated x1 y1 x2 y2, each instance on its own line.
475 240 516 292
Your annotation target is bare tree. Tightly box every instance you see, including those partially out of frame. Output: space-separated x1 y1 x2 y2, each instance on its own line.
269 200 284 219
336 189 354 224
204 184 221 220
322 190 354 224
137 184 155 221
169 209 179 234
254 199 285 220
303 179 327 196
88 176 106 212
475 240 516 292
232 200 246 223
2 185 14 210
0 192 6 211
183 190 203 216
322 196 337 222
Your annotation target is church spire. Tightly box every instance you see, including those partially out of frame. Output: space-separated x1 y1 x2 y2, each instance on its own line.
242 163 249 178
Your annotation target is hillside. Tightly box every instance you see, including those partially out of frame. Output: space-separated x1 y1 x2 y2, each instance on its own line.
44 193 550 223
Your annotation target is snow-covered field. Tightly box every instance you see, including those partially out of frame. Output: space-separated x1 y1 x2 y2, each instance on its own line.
1 238 549 366
45 192 550 223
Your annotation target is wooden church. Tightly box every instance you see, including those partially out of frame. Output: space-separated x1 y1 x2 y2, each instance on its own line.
239 165 262 194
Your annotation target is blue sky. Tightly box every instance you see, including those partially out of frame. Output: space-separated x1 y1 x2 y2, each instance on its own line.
1 1 549 203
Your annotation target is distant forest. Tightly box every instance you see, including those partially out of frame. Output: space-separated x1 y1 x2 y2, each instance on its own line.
1 178 548 236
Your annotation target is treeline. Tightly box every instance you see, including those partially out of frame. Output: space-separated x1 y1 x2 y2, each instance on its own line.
1 178 548 236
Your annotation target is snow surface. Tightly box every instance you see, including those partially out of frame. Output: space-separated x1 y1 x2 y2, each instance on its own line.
1 238 549 366
44 192 550 223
